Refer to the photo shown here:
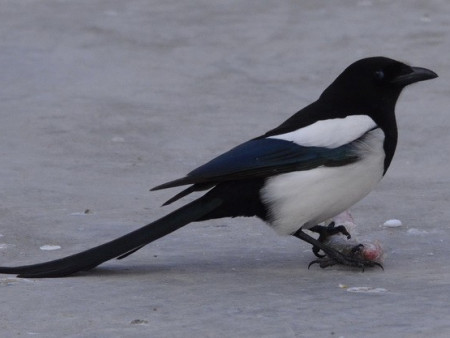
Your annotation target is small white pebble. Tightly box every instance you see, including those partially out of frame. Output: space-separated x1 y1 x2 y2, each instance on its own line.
382 219 403 228
1 277 34 286
0 243 15 250
420 15 431 23
346 286 387 294
407 228 428 236
70 209 90 216
111 136 125 142
40 245 61 251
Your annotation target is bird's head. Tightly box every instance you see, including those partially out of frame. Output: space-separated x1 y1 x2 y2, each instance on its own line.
319 57 437 116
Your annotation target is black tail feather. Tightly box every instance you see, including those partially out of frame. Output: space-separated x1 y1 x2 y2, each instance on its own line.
116 244 146 260
0 197 222 278
161 183 215 206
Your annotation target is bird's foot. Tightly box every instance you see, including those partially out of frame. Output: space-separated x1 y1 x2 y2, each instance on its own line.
309 222 351 258
308 243 383 271
293 229 383 271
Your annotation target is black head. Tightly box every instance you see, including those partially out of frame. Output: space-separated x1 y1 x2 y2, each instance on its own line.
318 57 436 174
319 56 437 117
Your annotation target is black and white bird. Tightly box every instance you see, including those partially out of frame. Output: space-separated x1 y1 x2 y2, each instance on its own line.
0 57 437 278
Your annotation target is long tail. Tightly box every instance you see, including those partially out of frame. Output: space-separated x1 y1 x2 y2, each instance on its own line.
0 197 222 278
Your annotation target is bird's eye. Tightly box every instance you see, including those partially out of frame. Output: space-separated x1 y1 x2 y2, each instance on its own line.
374 70 385 81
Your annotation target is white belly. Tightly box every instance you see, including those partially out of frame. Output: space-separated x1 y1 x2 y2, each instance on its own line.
260 129 385 235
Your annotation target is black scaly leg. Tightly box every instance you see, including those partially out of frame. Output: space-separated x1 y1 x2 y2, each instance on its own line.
308 222 351 258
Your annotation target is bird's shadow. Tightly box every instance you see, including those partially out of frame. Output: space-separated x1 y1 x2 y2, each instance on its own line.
71 250 376 279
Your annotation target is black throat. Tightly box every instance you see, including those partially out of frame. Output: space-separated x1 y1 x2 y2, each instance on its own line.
372 108 398 175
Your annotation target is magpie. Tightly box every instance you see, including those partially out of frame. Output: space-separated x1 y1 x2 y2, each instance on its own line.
0 57 437 278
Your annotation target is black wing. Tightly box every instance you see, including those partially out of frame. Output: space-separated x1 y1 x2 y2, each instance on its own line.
152 137 360 204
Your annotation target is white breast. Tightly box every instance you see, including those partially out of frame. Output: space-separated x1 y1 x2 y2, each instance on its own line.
260 128 385 235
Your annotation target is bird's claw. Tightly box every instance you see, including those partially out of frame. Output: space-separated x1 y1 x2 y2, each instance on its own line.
308 244 384 271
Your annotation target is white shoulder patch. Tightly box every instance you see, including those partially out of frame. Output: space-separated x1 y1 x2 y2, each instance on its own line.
268 115 377 148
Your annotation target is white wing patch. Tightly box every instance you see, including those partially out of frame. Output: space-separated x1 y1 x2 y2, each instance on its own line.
268 115 377 148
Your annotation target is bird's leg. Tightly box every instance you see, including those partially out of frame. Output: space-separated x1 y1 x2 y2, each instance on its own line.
308 222 351 258
292 228 383 270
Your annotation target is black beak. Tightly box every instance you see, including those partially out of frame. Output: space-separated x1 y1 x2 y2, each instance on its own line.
391 66 438 86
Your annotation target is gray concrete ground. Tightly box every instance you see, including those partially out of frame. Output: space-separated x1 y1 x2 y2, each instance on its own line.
1 0 449 337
